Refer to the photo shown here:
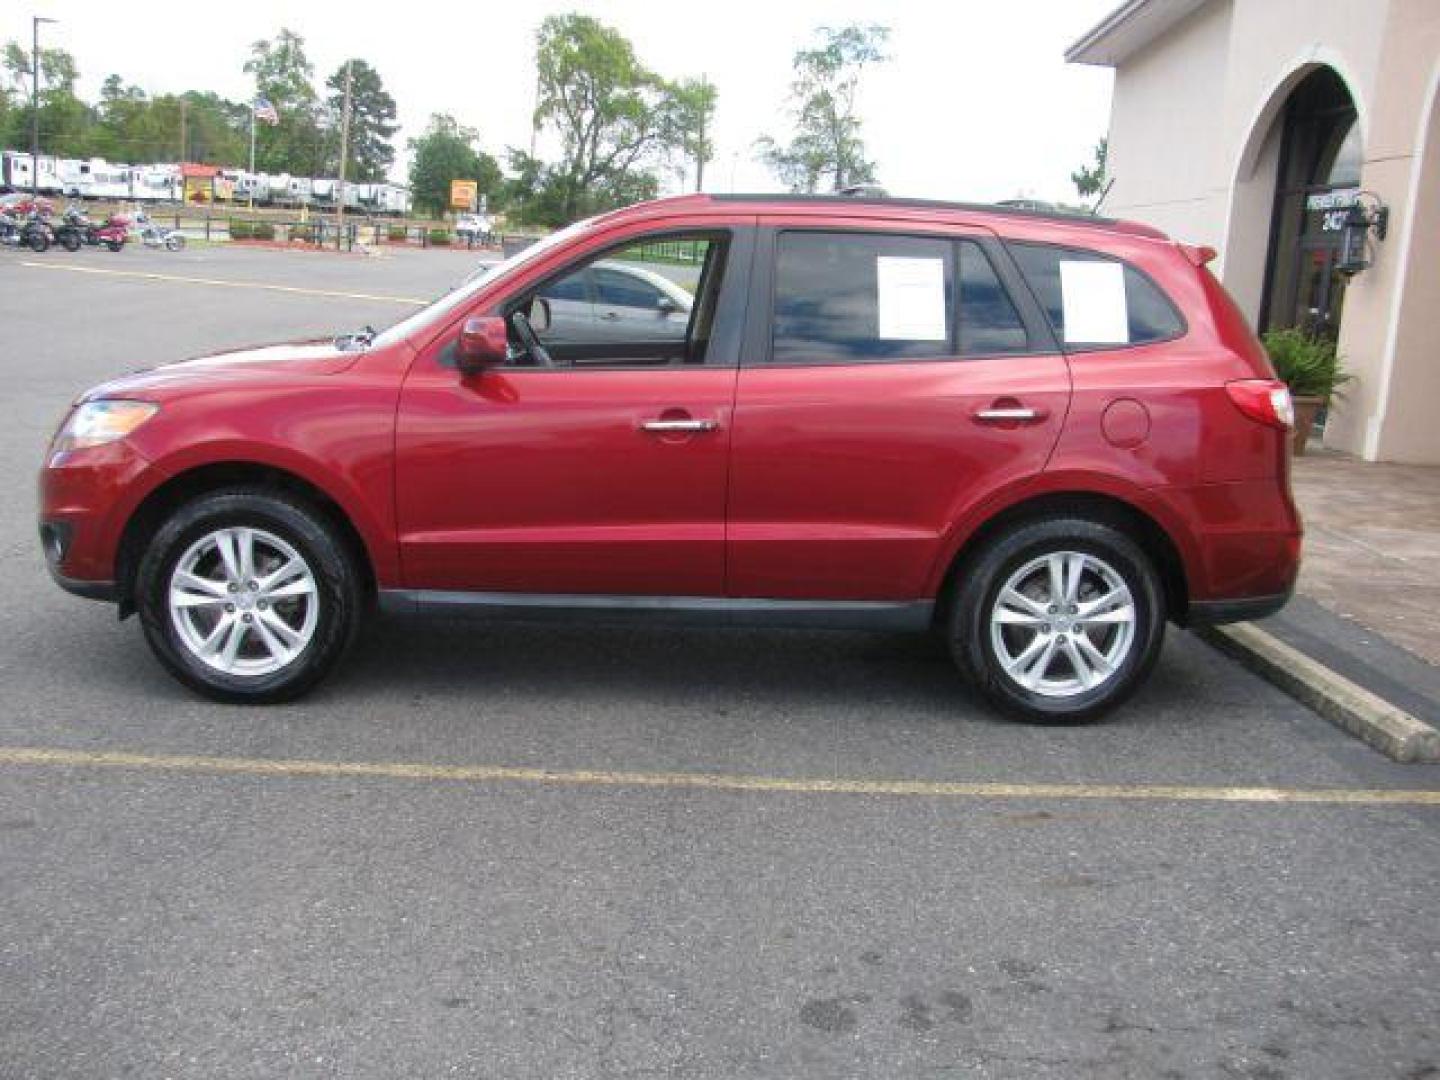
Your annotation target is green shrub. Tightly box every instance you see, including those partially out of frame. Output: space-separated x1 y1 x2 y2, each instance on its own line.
428 228 452 246
229 219 251 240
287 224 314 243
387 224 407 242
1261 327 1352 400
252 222 276 241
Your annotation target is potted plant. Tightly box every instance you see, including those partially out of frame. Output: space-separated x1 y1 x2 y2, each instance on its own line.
1260 327 1351 455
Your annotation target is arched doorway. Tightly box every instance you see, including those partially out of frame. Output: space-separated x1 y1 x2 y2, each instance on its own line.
1257 67 1362 337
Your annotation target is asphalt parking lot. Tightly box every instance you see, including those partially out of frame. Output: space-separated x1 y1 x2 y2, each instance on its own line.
2 243 1438 1079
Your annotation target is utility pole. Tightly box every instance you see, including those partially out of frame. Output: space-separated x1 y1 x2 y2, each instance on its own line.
694 76 709 193
529 70 541 159
335 59 353 250
31 15 56 200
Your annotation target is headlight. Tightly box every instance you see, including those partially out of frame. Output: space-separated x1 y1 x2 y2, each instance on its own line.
52 400 158 455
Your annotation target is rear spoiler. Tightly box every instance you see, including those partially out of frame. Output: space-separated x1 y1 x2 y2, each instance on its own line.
1178 242 1218 267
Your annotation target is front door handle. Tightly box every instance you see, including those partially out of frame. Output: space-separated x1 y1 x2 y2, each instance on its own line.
640 418 719 433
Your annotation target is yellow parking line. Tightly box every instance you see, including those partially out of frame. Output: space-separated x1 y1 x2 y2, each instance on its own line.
1 746 1437 807
18 261 426 306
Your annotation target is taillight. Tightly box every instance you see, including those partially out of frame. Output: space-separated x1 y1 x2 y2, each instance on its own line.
1225 379 1293 429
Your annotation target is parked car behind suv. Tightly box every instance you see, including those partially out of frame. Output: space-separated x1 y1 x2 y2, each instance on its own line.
39 193 1301 721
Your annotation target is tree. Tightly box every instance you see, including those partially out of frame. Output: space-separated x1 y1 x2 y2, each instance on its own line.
408 113 501 216
671 77 716 191
243 29 320 174
533 14 692 223
1071 137 1109 200
325 59 397 182
2 41 94 157
758 24 889 193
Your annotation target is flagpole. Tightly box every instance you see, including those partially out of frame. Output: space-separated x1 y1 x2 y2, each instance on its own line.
248 101 257 210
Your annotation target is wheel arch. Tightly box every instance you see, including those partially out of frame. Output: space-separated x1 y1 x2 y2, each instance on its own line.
114 460 379 617
932 489 1191 629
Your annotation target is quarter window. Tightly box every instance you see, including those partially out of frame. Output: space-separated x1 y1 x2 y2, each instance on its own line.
772 232 954 363
1008 243 1184 346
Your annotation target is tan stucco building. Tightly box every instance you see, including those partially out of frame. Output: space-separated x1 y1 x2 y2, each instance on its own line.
1069 0 1440 463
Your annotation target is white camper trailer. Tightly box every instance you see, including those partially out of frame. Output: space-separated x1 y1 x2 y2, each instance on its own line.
130 164 180 202
63 159 132 200
2 151 63 194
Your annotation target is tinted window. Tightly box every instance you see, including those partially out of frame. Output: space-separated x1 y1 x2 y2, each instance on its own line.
593 267 664 309
958 241 1029 355
773 232 954 363
1008 243 1184 346
540 272 588 303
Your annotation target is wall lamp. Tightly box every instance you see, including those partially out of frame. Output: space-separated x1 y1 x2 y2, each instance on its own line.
1337 191 1389 276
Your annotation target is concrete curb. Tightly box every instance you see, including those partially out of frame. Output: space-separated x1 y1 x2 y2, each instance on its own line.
1196 622 1440 764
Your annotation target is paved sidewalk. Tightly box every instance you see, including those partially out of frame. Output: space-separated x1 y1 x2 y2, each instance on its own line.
1286 448 1440 666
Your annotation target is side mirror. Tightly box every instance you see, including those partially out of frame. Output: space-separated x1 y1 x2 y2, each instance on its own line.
656 296 679 317
527 295 552 334
456 315 509 375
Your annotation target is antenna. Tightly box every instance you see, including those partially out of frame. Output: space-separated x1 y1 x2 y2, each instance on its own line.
1092 176 1116 216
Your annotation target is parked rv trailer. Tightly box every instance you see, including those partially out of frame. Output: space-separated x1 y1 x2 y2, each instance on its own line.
130 165 180 202
62 159 133 200
1 152 63 194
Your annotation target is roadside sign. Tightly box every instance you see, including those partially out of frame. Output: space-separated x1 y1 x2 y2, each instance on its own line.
450 180 478 211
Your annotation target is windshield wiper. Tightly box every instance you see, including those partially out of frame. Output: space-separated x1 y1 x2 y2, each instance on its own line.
333 325 377 351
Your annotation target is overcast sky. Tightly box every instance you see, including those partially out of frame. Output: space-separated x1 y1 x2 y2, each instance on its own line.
8 0 1117 203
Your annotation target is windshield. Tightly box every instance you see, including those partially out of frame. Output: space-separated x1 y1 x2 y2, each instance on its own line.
372 217 596 347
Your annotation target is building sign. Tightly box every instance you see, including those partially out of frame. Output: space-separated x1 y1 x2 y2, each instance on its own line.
449 180 478 211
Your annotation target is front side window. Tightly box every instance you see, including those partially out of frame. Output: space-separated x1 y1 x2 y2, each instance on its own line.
511 232 727 367
1008 242 1184 347
772 232 955 363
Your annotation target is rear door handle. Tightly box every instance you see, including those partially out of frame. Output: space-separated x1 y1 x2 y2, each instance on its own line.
974 406 1048 423
640 418 719 433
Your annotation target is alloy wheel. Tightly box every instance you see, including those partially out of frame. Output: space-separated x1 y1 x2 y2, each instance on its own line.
168 526 319 677
989 551 1137 698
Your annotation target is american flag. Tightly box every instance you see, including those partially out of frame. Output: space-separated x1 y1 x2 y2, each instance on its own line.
253 96 280 126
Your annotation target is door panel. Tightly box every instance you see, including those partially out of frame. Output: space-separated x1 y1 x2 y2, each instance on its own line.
727 358 1070 599
396 366 735 595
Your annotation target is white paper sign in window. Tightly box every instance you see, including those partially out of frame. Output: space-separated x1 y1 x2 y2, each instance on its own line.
1059 260 1129 344
876 256 947 341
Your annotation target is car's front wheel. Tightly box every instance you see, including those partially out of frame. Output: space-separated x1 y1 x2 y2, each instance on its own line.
136 488 363 703
949 517 1165 723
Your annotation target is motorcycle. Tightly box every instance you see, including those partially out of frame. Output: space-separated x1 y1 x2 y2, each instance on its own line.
52 207 88 252
0 209 52 252
59 206 126 252
133 212 186 252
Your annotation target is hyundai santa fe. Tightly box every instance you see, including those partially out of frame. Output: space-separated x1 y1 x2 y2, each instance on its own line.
38 193 1301 722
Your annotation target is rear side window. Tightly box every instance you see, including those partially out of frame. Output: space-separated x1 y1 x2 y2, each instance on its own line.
1008 243 1184 347
958 241 1029 355
773 232 954 363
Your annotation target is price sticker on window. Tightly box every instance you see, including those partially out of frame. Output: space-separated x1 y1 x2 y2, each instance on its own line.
1060 260 1129 344
876 256 947 341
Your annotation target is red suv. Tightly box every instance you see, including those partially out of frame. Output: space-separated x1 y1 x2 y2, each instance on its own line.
39 194 1300 721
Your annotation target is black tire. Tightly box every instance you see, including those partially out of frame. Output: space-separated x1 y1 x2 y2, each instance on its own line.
59 230 81 252
135 487 363 703
106 239 124 252
26 231 48 253
948 517 1165 724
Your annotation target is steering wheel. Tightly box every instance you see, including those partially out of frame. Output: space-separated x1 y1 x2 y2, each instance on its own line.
510 311 556 368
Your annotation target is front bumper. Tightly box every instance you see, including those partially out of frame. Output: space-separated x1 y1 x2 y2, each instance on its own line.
38 440 155 601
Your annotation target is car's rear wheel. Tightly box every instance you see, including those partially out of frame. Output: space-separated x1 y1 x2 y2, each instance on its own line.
949 517 1165 723
136 488 362 703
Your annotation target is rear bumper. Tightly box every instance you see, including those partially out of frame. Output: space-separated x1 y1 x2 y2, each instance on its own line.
1183 588 1292 626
